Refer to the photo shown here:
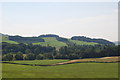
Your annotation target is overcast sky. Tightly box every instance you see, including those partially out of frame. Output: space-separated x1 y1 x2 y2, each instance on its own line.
0 2 118 41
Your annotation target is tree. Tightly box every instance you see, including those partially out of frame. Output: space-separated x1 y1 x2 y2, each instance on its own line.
15 52 23 60
25 49 32 54
34 48 41 55
43 53 53 59
36 54 44 60
2 53 13 61
59 46 68 54
68 54 80 60
24 53 35 60
52 49 57 59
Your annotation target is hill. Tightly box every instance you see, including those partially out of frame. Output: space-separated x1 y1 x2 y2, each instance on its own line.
113 41 120 45
68 39 98 45
1 33 115 49
9 36 44 44
33 37 67 49
71 36 114 45
0 33 18 44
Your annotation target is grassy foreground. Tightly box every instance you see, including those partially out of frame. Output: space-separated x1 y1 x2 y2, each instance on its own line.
2 60 118 78
6 60 69 65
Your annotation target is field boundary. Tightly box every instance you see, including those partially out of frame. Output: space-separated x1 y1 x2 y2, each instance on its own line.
1 56 120 66
1 61 119 66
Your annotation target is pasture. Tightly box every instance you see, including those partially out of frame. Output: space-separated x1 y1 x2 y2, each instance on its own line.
69 39 98 45
1 35 18 44
33 37 67 49
2 59 118 78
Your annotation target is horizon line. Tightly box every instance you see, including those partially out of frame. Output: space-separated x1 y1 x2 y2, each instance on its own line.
0 32 118 42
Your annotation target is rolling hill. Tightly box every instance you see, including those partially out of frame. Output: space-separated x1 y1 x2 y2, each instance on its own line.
33 37 67 49
68 39 98 45
113 41 120 45
0 33 115 49
0 33 18 44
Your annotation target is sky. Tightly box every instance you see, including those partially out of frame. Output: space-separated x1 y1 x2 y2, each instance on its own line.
0 2 118 41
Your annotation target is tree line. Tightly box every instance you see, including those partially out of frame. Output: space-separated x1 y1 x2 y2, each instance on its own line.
1 42 119 61
9 36 45 44
71 36 114 45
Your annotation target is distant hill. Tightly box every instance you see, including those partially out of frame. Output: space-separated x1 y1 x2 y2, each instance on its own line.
113 41 120 45
39 34 59 38
9 36 44 44
0 33 18 44
71 36 114 45
33 37 67 49
1 33 115 49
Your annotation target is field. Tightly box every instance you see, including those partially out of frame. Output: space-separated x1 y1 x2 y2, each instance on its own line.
69 39 98 45
1 35 99 49
6 60 69 65
33 37 67 49
2 58 119 78
33 37 98 49
1 35 18 44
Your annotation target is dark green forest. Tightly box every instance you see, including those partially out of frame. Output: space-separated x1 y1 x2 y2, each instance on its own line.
1 34 119 61
71 36 114 45
9 36 45 44
8 34 114 45
1 42 119 61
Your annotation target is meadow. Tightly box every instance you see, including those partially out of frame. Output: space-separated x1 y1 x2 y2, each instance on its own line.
1 35 18 44
6 60 69 65
2 59 118 78
69 39 98 45
33 37 67 49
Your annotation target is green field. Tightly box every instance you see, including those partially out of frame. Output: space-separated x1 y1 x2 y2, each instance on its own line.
69 39 98 45
2 60 118 78
33 37 67 49
1 35 98 48
1 35 18 44
33 37 98 49
6 60 69 65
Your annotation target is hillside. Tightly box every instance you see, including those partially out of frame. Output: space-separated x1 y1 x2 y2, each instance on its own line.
71 36 114 45
0 34 18 44
33 37 67 49
69 39 98 45
0 33 115 49
113 41 120 45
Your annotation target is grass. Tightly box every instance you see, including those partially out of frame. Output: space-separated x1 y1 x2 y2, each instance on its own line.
1 35 18 44
33 37 67 49
69 39 98 45
33 37 98 49
2 60 118 78
0 63 1 78
1 35 98 46
7 60 69 65
65 56 120 63
2 40 18 44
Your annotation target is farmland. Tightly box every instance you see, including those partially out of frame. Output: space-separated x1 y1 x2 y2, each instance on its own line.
1 34 101 49
2 57 119 78
1 35 18 44
69 39 98 45
5 59 69 65
2 62 118 78
33 37 67 49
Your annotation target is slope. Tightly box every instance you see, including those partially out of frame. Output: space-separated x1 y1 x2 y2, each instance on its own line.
33 37 67 49
69 39 98 45
1 34 18 44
